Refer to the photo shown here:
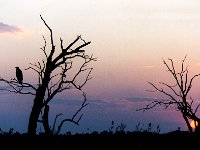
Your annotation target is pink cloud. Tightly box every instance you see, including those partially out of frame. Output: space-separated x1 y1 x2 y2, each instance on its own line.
0 22 22 33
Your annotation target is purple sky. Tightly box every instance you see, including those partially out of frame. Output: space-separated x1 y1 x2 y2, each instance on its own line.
1 0 200 134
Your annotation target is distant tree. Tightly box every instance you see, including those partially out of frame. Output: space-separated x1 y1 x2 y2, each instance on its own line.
0 15 96 135
137 56 200 133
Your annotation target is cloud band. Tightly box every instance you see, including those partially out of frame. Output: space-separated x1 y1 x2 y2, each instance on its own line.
0 22 21 33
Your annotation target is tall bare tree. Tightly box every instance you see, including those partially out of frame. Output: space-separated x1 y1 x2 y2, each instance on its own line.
137 56 200 133
0 15 96 135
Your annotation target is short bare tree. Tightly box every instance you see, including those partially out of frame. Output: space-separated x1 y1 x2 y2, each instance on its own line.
137 56 200 133
0 15 96 135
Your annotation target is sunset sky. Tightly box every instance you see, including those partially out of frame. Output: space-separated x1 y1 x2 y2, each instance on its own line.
1 0 200 133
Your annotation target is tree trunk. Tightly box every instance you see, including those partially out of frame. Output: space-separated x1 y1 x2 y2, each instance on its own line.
42 105 52 135
28 68 51 135
28 84 48 135
183 115 193 133
28 103 42 135
194 118 200 133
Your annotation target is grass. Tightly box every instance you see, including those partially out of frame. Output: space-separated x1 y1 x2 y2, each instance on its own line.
0 122 199 149
0 130 200 149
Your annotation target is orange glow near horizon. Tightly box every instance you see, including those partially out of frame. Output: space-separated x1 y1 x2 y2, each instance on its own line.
190 120 198 129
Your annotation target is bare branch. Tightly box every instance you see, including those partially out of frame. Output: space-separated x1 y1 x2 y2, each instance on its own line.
159 82 181 97
137 99 177 111
25 62 45 86
147 82 178 103
195 104 200 114
0 77 36 95
185 73 200 96
41 35 48 58
52 113 63 133
53 36 91 68
55 92 88 135
40 15 55 60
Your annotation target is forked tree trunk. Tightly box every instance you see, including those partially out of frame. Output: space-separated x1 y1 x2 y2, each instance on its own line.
28 71 51 135
28 102 42 135
183 114 193 133
42 105 52 135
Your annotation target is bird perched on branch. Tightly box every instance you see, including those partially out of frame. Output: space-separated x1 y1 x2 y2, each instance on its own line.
15 67 23 84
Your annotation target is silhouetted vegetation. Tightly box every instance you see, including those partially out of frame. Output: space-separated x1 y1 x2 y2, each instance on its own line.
137 56 200 133
108 120 126 134
135 122 161 134
0 124 199 149
0 16 96 135
1 15 200 148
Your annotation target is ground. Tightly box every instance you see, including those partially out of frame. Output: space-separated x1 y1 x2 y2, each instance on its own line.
0 130 199 149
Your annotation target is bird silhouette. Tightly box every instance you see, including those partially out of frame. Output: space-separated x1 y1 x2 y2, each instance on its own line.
15 67 23 84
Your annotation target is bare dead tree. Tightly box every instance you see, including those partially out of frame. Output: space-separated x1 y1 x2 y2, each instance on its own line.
0 15 96 135
137 56 200 133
